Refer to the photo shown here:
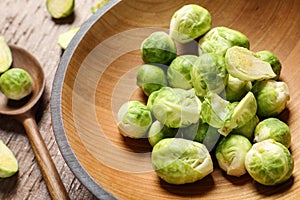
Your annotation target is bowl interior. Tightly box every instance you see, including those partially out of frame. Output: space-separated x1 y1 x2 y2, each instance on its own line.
54 0 300 199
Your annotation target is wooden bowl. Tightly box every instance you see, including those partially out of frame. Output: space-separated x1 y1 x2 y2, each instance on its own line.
51 0 300 199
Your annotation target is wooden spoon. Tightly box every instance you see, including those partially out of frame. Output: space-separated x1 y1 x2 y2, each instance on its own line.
0 45 69 200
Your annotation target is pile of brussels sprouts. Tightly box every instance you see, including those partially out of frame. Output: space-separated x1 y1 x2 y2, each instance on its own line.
117 4 293 186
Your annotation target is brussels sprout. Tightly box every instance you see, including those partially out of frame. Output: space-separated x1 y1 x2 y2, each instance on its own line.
0 36 12 73
167 55 198 89
255 50 281 80
169 4 212 43
231 115 258 140
141 31 177 65
152 138 213 184
245 139 294 186
0 68 33 100
215 134 252 177
198 26 250 56
147 87 201 128
136 64 167 96
117 101 152 138
0 140 18 178
181 119 220 152
254 118 291 148
201 92 257 136
46 0 74 19
148 120 178 147
252 80 290 117
191 53 228 97
225 46 276 81
223 75 252 102
57 26 80 50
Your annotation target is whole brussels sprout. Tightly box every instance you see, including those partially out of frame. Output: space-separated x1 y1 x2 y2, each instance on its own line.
0 68 33 100
141 31 177 65
225 46 276 81
147 87 201 128
245 139 294 186
181 119 220 152
148 120 178 147
231 115 258 140
191 53 228 97
152 138 213 184
254 118 291 148
117 101 152 138
252 80 290 117
136 64 167 96
167 55 198 90
198 26 250 56
215 134 252 177
223 74 252 102
255 50 281 80
169 4 212 43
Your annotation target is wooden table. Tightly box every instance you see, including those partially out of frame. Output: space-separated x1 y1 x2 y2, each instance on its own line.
0 1 99 199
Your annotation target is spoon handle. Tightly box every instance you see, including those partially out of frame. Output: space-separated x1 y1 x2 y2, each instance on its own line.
22 116 70 200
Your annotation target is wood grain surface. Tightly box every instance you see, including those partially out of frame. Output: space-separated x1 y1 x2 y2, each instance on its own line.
0 0 99 199
53 0 300 199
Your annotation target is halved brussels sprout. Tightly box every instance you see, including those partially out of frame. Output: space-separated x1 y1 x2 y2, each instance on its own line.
215 134 252 177
148 120 178 147
167 55 198 89
141 31 177 65
245 139 294 186
231 115 258 140
117 101 152 138
57 26 80 50
255 50 281 80
225 46 276 81
152 138 213 184
148 87 201 128
0 36 12 73
136 64 167 96
191 53 228 97
252 80 290 117
169 4 212 43
254 118 291 148
223 74 252 102
0 68 33 100
46 0 74 19
198 26 250 56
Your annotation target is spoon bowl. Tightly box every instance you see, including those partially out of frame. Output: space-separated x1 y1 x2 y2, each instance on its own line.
0 45 69 200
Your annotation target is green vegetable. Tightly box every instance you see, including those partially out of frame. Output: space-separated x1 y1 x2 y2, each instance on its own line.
191 53 228 97
252 80 290 117
223 74 252 102
255 50 281 80
147 87 201 128
0 68 33 100
57 27 80 50
152 138 213 184
181 119 220 152
231 115 258 140
0 140 18 178
46 0 75 19
148 120 178 147
167 55 198 90
141 31 177 65
169 4 212 43
198 26 250 56
91 0 110 14
245 139 294 186
136 64 167 96
0 36 12 73
215 134 252 177
117 101 152 138
254 118 291 148
225 46 276 81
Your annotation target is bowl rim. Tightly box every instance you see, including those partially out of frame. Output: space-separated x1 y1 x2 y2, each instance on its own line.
50 0 120 199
